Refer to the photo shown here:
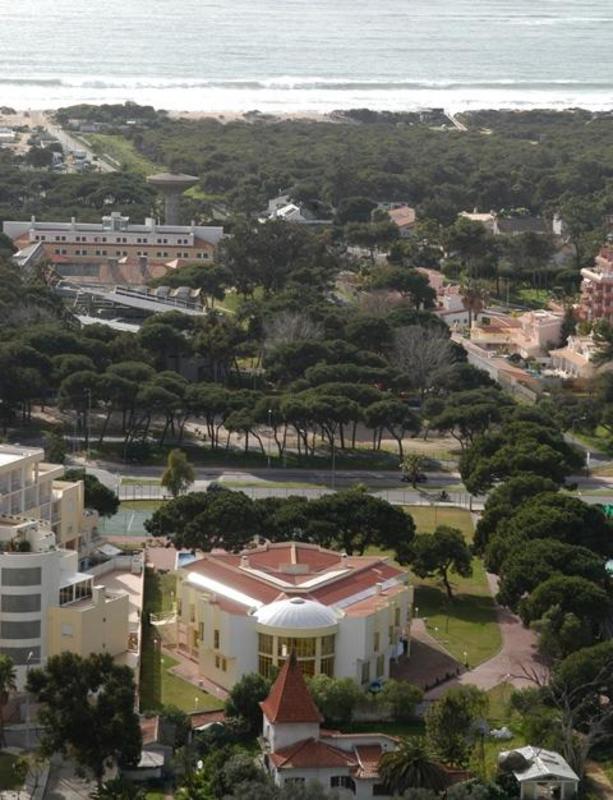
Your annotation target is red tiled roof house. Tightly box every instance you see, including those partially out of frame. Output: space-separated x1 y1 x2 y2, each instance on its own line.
260 653 398 799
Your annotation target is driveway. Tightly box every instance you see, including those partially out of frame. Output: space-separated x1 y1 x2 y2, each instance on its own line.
426 574 545 699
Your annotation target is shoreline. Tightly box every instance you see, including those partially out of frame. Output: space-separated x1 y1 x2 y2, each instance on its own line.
2 106 610 128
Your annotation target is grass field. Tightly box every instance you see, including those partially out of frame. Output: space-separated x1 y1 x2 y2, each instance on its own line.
406 506 475 541
139 569 224 713
409 507 501 666
85 133 158 174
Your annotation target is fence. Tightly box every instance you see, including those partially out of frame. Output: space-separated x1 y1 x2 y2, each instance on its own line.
117 483 481 510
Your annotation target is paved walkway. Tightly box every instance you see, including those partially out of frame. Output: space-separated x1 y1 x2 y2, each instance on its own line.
426 574 544 699
391 620 461 691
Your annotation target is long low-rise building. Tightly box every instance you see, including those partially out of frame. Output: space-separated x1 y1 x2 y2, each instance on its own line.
4 212 224 285
174 542 412 692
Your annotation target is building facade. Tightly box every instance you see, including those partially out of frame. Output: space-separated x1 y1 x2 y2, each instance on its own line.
0 445 98 554
0 446 130 686
4 213 224 284
260 653 397 799
174 542 412 692
579 245 613 323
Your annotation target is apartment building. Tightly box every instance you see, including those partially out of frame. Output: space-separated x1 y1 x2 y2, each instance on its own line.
0 445 97 554
579 245 613 323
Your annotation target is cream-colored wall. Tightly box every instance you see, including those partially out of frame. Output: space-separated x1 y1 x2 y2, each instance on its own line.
47 588 129 659
51 481 83 548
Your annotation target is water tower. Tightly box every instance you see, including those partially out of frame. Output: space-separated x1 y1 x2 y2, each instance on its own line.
146 172 199 225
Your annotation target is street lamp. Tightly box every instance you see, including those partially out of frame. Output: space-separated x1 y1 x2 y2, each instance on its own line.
267 408 272 470
25 651 36 750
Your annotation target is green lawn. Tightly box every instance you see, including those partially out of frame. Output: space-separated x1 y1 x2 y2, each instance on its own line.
410 509 501 666
85 133 158 174
0 753 24 790
407 506 475 541
139 570 224 713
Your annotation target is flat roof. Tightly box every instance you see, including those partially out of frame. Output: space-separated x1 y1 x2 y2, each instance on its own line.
0 453 23 467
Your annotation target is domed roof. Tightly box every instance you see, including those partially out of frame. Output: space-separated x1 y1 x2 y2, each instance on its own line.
254 597 339 629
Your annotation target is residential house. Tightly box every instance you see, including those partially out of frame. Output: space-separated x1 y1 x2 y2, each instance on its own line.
260 652 398 799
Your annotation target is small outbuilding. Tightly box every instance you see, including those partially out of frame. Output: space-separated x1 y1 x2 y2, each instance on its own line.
498 746 579 800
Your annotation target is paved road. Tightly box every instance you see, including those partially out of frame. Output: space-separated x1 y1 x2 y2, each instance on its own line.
31 111 116 173
79 457 613 509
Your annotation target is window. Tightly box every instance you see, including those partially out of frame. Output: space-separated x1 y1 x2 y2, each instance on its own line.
300 659 316 677
222 658 227 672
2 567 41 587
331 777 355 793
374 631 380 653
1 594 41 613
74 581 92 601
198 622 204 641
0 646 40 665
284 779 305 786
59 586 73 606
1 620 41 640
214 629 220 649
61 624 73 637
321 634 335 655
215 655 220 669
258 633 273 655
394 607 401 626
189 604 195 623
258 655 274 678
376 654 385 677
192 628 199 648
278 637 315 658
320 656 334 677
361 661 370 684
388 625 394 643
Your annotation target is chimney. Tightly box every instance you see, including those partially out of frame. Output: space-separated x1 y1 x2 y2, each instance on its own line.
240 554 250 568
375 582 384 595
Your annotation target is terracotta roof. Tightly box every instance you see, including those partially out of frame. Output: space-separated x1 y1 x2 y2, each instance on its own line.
388 206 416 228
189 710 226 729
260 652 323 724
354 744 383 778
270 738 356 769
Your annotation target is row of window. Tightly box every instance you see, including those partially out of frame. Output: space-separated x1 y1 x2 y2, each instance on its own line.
258 634 335 659
258 655 335 679
53 248 209 259
41 234 194 245
286 777 387 795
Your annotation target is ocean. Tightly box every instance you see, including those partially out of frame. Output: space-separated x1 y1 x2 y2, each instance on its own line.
0 0 612 112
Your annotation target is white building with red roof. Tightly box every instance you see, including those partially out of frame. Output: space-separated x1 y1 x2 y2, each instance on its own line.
260 652 398 799
175 541 412 692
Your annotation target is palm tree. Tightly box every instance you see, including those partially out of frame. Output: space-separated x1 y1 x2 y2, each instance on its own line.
460 280 489 328
0 655 16 747
379 737 449 795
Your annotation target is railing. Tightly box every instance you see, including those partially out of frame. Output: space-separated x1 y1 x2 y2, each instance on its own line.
118 482 482 510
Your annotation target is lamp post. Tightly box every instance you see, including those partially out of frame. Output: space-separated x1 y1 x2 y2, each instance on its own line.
267 408 272 470
25 651 36 750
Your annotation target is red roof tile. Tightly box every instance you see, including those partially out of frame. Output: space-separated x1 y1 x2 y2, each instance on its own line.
270 738 357 769
260 653 323 724
354 745 383 778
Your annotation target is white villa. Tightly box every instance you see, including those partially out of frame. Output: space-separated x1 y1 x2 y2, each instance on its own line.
174 542 412 691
